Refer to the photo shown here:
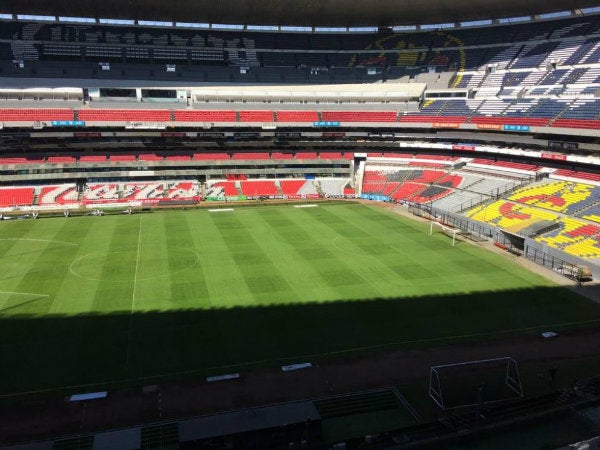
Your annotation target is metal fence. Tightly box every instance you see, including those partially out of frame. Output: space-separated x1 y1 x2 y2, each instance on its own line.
408 202 600 280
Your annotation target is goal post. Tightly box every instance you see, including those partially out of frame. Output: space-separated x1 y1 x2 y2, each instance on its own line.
429 357 524 410
429 221 460 246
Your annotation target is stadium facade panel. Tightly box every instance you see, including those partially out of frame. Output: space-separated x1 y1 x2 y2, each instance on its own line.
1 0 600 26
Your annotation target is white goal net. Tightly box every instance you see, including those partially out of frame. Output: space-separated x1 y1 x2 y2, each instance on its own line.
429 221 461 246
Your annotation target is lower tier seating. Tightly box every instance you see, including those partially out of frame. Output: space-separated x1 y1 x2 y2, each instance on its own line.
39 184 79 206
240 180 279 196
0 187 35 207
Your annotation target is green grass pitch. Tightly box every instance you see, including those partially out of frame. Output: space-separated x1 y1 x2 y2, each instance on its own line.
1 202 600 396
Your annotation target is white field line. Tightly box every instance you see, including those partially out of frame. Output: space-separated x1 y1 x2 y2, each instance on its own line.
209 208 234 212
69 250 200 283
3 317 600 399
0 238 78 246
125 214 143 366
293 204 318 208
0 291 49 297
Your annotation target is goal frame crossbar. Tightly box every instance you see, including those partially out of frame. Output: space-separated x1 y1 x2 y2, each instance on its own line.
429 220 460 246
429 357 524 410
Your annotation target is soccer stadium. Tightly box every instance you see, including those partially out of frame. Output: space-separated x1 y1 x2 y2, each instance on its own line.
2 0 600 448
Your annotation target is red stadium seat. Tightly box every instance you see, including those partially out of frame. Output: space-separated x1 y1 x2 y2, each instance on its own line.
321 111 397 122
232 152 270 160
193 153 230 160
0 187 35 207
0 109 74 122
78 109 171 122
276 111 319 122
239 110 274 122
240 180 279 196
174 110 237 122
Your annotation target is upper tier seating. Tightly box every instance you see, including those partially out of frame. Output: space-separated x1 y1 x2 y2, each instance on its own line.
139 154 163 161
295 152 318 159
469 159 540 174
110 154 136 162
193 153 230 160
0 109 73 122
165 154 190 161
553 169 600 184
78 109 171 122
272 152 294 159
319 152 344 159
320 111 397 122
232 152 270 160
174 110 236 122
553 119 600 130
239 110 274 122
79 155 107 162
0 157 45 164
276 111 319 122
47 156 76 164
400 114 467 124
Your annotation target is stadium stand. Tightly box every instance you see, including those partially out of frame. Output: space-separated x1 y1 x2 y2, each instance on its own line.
276 111 319 122
47 156 76 164
239 110 274 122
38 184 79 206
321 111 398 122
79 155 107 163
78 109 171 122
6 6 600 449
206 181 240 198
232 152 270 160
0 187 35 207
174 110 237 122
139 153 163 161
166 181 201 201
240 180 279 197
193 153 230 160
0 109 73 122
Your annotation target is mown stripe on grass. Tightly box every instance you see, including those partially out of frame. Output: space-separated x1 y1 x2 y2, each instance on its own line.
208 210 301 305
88 216 139 312
165 211 209 308
256 207 370 300
1 219 86 316
193 210 257 307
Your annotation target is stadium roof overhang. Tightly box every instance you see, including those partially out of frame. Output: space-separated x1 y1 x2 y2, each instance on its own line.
2 0 599 27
